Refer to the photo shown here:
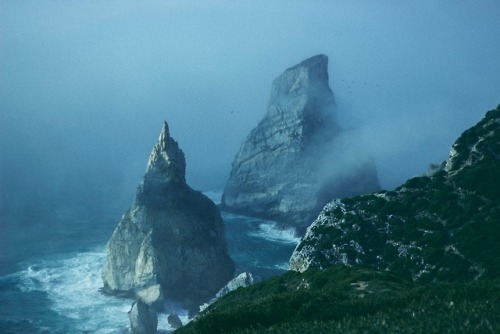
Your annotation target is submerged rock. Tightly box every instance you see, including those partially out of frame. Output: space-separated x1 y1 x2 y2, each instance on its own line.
222 55 380 232
102 122 234 310
128 300 158 334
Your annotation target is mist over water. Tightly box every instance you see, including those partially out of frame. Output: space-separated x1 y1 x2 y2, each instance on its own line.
1 3 500 327
1 2 500 332
2 2 500 200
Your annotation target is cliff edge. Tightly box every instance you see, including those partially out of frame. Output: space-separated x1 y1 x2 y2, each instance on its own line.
290 105 500 282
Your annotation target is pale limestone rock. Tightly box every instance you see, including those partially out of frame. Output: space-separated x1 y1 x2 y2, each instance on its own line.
136 284 163 311
199 272 256 312
214 272 255 299
102 122 234 311
222 55 380 233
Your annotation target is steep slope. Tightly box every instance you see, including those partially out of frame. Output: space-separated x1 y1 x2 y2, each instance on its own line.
222 55 380 232
102 122 234 310
290 105 500 282
177 266 500 333
176 104 500 334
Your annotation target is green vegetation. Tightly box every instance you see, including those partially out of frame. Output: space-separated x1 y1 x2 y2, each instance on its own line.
177 105 500 333
177 266 500 333
292 105 500 282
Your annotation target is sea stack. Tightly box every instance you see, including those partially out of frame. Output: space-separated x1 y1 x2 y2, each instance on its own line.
221 55 380 232
102 122 234 310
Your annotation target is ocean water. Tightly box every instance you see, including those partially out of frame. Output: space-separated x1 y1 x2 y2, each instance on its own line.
0 192 299 333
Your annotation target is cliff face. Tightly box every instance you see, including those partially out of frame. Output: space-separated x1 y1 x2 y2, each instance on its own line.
102 122 234 308
222 55 380 232
290 106 500 282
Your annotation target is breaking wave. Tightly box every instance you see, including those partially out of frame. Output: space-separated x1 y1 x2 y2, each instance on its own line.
248 222 300 244
15 248 132 333
0 202 297 332
6 247 186 333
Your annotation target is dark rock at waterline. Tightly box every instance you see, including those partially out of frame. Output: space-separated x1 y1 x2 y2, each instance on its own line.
128 300 158 334
167 312 183 329
102 122 234 310
222 55 380 233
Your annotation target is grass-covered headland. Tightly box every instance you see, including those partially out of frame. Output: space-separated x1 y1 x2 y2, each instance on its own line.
178 105 500 333
177 266 499 333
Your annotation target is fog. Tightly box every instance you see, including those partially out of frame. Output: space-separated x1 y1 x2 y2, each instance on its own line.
1 1 500 270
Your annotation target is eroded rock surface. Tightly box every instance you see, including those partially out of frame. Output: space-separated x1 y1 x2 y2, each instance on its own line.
290 106 500 283
222 55 380 232
199 272 257 312
102 122 234 310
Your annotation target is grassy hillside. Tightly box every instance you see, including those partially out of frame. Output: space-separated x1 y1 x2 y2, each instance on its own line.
178 105 500 333
290 106 500 282
177 266 500 333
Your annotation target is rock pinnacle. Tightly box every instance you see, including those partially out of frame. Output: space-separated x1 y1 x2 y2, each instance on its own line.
145 121 186 184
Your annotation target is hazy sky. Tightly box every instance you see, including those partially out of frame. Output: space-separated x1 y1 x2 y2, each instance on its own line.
1 0 500 217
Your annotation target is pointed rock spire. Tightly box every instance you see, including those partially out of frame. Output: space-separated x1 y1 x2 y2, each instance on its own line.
102 121 235 313
145 121 186 184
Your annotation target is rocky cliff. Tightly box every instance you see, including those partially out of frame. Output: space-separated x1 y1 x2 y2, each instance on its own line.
102 122 234 310
221 55 380 232
290 105 500 282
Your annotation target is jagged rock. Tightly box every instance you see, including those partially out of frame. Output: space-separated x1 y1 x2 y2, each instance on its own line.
290 105 500 282
102 122 235 310
199 272 256 312
136 284 163 311
167 312 183 329
222 55 380 233
214 272 255 299
128 300 158 334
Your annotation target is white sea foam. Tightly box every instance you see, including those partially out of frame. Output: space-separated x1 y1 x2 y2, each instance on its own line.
17 248 131 333
249 222 300 244
274 262 291 270
6 205 296 332
14 247 177 333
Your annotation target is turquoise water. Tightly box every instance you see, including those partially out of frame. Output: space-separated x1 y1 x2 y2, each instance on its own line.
0 192 299 333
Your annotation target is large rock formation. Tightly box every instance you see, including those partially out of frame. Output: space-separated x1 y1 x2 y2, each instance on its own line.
102 122 234 310
222 55 380 232
290 105 500 282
